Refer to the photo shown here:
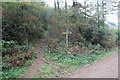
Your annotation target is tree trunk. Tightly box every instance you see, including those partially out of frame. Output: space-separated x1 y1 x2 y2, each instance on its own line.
57 0 60 9
97 0 100 28
54 0 57 10
102 0 105 28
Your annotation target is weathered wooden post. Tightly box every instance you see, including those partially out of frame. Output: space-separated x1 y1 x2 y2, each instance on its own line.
63 29 72 53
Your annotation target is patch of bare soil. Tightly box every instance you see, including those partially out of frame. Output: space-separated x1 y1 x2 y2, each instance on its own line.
61 53 118 78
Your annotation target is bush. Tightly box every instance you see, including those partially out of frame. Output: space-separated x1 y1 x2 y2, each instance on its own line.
2 40 18 56
2 2 47 44
2 40 36 70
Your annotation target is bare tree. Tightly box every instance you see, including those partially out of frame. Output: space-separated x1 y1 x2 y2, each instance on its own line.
54 0 57 10
84 0 87 18
65 0 67 10
101 0 106 28
57 0 60 9
97 0 100 28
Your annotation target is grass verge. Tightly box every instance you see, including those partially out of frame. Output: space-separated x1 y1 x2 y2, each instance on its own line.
38 49 118 78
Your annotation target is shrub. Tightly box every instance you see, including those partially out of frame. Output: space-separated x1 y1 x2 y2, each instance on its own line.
2 40 18 56
2 2 47 44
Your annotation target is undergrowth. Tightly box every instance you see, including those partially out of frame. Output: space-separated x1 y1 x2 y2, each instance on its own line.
2 40 37 78
2 59 34 78
39 49 118 78
45 49 117 66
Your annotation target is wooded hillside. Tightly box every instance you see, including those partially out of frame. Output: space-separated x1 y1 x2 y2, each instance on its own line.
1 1 118 78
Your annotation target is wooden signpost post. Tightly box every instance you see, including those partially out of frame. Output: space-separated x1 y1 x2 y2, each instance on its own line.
63 29 72 53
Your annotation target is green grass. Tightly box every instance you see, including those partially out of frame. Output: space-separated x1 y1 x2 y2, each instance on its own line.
45 49 117 66
39 49 118 78
38 63 78 78
2 59 34 78
2 49 117 78
93 49 118 62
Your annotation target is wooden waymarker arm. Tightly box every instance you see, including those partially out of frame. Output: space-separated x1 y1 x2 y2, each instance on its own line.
63 32 72 34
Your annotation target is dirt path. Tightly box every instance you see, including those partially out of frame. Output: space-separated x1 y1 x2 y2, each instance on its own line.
22 43 48 78
62 53 118 78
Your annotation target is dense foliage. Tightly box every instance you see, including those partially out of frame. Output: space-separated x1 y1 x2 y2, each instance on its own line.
2 2 47 72
2 2 47 44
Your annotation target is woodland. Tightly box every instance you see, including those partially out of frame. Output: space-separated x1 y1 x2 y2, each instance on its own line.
1 0 119 78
